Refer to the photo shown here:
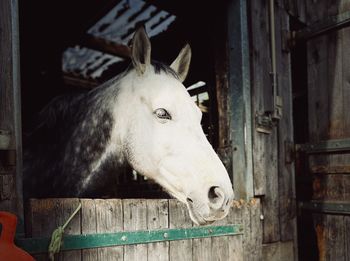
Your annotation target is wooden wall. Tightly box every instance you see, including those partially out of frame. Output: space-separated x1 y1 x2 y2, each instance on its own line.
296 1 350 260
248 0 297 259
27 198 262 261
0 0 302 260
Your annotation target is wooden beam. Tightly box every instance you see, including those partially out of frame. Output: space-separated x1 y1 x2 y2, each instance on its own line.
82 34 131 58
228 0 254 199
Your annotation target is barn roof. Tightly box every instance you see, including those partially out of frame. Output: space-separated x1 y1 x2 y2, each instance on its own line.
62 0 176 84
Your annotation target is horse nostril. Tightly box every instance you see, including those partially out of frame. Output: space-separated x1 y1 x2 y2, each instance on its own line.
208 186 219 200
208 186 225 206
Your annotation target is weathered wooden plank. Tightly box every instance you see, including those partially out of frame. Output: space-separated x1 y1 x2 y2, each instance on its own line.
313 213 348 261
81 199 98 261
240 199 263 261
326 215 346 261
249 3 280 244
169 199 193 261
328 0 344 17
218 202 244 261
96 199 123 261
214 10 232 177
0 174 15 200
339 0 350 13
312 174 350 201
60 199 82 261
123 199 147 260
275 5 297 243
262 241 295 261
0 0 18 149
227 0 254 199
29 198 82 261
307 34 330 183
282 0 307 23
310 162 350 174
344 170 350 204
345 216 350 261
0 0 22 216
306 0 329 25
192 236 212 261
343 27 350 136
327 29 345 176
146 199 169 261
210 211 230 261
250 0 273 197
307 34 329 142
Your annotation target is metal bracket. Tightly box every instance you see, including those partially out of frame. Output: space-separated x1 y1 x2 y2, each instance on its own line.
287 10 350 48
255 99 282 135
296 138 350 154
272 95 283 121
256 112 274 134
299 201 350 215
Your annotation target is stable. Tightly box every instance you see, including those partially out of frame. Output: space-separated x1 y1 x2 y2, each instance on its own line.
1 0 350 260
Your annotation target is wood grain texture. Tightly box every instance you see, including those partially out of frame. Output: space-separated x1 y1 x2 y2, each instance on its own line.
96 199 123 261
275 5 297 243
345 216 350 261
224 202 244 261
303 3 350 260
250 0 272 197
237 199 263 261
0 0 22 216
169 199 193 261
29 198 82 261
26 198 267 260
305 0 328 25
146 199 169 261
343 28 350 137
123 199 147 260
249 7 280 245
262 241 294 261
326 215 346 261
81 199 98 261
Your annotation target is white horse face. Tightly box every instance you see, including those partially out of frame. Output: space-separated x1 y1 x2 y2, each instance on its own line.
118 28 234 225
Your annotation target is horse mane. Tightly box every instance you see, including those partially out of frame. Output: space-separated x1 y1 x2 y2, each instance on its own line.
23 61 179 198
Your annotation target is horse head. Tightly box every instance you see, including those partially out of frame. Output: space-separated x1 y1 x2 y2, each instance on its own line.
114 27 234 225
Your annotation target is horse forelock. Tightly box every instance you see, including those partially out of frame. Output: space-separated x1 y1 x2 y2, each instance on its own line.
124 60 180 80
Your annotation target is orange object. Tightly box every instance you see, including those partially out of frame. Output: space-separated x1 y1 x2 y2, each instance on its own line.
0 211 35 261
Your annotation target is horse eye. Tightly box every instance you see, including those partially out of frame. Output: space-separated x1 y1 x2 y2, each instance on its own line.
154 108 171 120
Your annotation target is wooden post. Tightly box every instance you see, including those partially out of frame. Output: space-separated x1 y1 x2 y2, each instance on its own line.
227 0 254 200
0 0 23 218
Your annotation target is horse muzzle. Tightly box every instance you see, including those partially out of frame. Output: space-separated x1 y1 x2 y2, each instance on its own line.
186 186 233 225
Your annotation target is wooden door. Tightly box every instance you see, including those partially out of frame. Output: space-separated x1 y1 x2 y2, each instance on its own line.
294 2 350 260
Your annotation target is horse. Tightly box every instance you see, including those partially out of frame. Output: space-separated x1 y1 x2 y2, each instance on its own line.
23 27 234 225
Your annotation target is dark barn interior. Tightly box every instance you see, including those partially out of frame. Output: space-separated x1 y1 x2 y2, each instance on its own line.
19 0 226 198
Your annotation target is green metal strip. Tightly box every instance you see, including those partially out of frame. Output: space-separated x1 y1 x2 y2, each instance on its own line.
16 224 243 254
299 201 350 215
296 138 350 154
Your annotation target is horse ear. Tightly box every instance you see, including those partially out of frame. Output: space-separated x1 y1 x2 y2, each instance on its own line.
170 44 191 82
131 26 151 75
